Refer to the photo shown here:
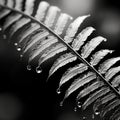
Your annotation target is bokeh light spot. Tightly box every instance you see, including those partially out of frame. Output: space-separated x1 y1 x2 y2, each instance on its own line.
0 93 23 120
61 0 95 16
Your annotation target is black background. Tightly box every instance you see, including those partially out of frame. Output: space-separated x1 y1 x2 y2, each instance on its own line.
0 0 120 120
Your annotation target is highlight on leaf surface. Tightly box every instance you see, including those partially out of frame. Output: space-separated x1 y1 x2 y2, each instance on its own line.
49 53 77 78
58 63 88 88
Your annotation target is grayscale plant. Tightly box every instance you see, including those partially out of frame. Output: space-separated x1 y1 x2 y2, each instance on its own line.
0 0 120 120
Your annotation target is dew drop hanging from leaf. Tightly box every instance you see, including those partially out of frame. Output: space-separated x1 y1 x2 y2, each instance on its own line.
56 88 61 94
77 101 82 108
36 66 42 74
74 107 77 112
14 42 18 46
83 116 86 120
95 109 100 115
27 65 32 71
60 101 63 107
17 47 21 51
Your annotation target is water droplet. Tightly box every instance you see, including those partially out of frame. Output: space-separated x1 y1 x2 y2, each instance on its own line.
92 114 95 119
77 101 82 108
74 107 77 112
95 110 100 115
20 54 23 58
60 101 63 107
56 88 61 94
36 66 42 74
17 47 21 51
14 42 18 46
83 116 86 120
27 65 31 71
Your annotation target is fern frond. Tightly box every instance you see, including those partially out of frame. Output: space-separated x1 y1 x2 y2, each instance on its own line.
77 80 104 100
93 93 116 112
35 1 49 21
98 57 120 74
111 112 120 120
18 1 50 43
105 66 120 81
44 6 61 28
0 0 14 19
10 17 31 37
0 8 10 19
14 0 23 10
64 15 90 43
7 0 36 37
38 43 67 65
111 75 120 87
28 36 58 62
49 53 77 78
58 63 88 88
0 0 5 5
0 1 120 120
5 0 14 8
18 23 40 45
3 13 22 30
90 50 113 66
81 36 106 58
64 72 96 99
72 27 95 51
54 13 73 35
110 107 120 120
83 87 110 110
23 30 50 54
49 27 96 77
100 99 120 118
84 71 120 111
2 0 23 30
24 0 35 15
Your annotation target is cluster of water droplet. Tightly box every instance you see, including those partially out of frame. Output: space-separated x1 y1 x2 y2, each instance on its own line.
14 41 42 74
74 107 77 112
77 101 82 108
26 64 43 74
55 79 101 120
72 101 82 113
74 107 100 120
15 43 22 52
56 90 101 120
14 42 24 58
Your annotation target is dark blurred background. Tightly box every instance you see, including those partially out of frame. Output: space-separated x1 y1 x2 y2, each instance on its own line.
0 0 120 120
